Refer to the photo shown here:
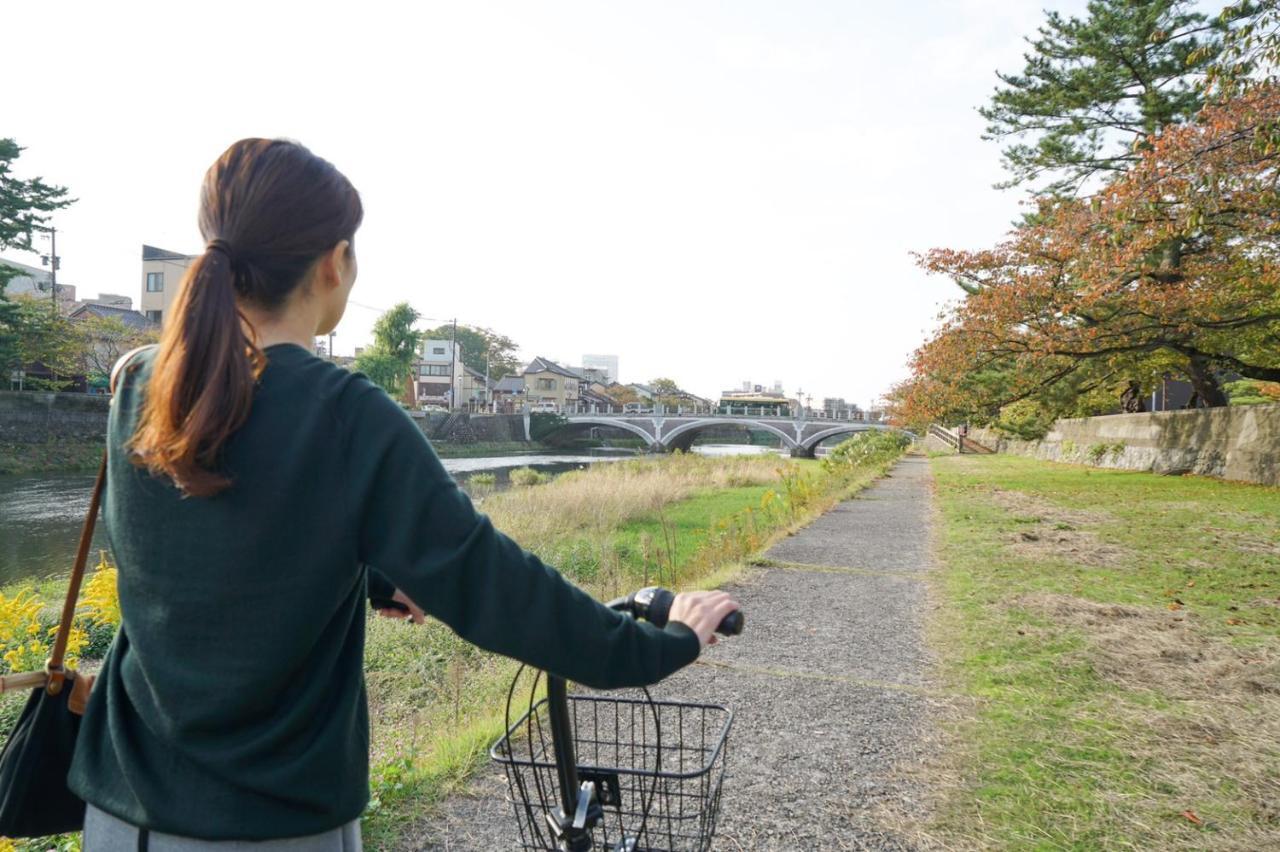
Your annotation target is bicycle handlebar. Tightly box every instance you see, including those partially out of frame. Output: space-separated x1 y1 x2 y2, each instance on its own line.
606 587 744 637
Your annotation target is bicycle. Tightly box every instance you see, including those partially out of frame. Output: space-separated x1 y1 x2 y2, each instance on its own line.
491 587 744 851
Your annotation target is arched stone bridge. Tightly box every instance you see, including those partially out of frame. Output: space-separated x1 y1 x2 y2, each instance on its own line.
546 413 893 458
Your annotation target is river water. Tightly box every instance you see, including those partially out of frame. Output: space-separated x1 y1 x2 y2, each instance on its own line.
0 444 778 588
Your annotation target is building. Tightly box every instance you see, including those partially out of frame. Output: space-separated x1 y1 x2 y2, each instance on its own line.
413 339 464 409
820 397 863 420
139 245 197 326
582 354 619 384
492 375 526 413
522 356 583 411
719 382 793 415
0 257 77 308
460 365 497 411
574 366 611 385
82 294 134 309
67 302 155 332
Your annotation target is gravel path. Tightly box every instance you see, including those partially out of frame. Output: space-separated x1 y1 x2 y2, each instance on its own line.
406 457 937 851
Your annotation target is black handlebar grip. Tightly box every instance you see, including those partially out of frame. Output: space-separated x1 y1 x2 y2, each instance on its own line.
630 587 744 636
717 610 744 636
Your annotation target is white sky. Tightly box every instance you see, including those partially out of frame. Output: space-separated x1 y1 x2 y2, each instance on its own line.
5 0 1092 406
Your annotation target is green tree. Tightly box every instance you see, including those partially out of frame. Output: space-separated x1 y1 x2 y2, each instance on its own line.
355 302 422 402
421 323 520 379
1209 0 1280 94
649 378 680 397
71 314 160 384
981 0 1223 196
0 139 74 377
8 296 78 389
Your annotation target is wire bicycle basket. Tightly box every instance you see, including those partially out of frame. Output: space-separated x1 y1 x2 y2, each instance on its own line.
492 681 733 852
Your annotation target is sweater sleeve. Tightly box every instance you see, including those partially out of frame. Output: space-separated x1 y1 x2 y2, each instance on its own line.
341 380 700 689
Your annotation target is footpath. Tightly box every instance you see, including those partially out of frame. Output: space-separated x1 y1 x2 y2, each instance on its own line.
412 456 937 851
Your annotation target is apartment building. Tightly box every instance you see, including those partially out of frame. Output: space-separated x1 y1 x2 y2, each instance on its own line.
139 245 197 325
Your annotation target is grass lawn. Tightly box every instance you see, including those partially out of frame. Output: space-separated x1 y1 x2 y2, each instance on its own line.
927 454 1280 850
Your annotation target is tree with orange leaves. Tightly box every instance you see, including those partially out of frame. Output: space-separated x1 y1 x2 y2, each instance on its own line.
895 84 1280 428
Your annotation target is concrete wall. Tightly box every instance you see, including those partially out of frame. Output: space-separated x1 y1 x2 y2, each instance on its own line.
0 391 110 443
1 393 530 448
972 404 1280 487
409 412 528 443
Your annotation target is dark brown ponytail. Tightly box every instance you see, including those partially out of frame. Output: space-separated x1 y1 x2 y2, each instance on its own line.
130 139 363 496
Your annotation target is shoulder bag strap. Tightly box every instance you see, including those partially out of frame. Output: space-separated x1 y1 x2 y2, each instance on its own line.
45 455 107 695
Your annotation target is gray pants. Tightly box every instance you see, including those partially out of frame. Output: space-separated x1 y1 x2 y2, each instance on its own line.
84 805 362 852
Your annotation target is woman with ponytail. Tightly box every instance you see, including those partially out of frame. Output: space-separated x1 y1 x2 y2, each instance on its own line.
69 139 737 849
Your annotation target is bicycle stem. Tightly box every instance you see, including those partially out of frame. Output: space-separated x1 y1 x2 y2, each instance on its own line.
545 674 599 851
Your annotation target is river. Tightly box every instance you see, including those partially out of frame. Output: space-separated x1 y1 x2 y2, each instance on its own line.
0 444 779 588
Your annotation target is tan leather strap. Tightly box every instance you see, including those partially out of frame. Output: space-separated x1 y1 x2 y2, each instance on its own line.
46 454 107 695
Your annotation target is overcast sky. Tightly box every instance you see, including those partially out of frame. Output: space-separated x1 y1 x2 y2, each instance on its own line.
6 0 1093 406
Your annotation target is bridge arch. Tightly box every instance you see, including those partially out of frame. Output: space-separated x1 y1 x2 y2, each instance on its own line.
544 417 657 447
799 423 887 455
662 418 799 453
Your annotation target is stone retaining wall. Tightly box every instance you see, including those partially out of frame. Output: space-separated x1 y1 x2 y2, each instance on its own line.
0 391 111 443
972 404 1280 487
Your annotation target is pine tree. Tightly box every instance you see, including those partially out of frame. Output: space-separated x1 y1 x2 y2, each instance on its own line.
981 0 1224 195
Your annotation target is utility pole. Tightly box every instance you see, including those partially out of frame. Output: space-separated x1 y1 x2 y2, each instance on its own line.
41 227 60 315
449 318 458 411
484 345 490 414
328 330 335 361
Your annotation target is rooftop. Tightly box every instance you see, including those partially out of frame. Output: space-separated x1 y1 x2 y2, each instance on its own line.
142 245 195 261
68 302 156 330
523 356 585 380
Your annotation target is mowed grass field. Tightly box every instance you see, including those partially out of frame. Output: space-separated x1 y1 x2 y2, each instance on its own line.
925 454 1280 850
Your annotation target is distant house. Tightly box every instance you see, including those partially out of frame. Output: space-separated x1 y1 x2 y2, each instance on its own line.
413 339 464 409
67 302 155 332
579 385 618 410
0 257 77 308
492 374 525 413
522 356 583 411
140 244 197 326
67 303 158 391
460 365 497 410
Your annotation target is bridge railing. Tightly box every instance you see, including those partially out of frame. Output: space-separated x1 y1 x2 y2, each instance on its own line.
543 404 880 421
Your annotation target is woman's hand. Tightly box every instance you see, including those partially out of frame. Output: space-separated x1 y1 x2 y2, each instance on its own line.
668 590 739 648
375 589 426 624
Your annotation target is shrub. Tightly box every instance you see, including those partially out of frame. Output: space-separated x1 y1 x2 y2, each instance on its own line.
1086 442 1125 464
1225 379 1280 406
821 431 912 474
509 467 550 487
528 412 568 441
467 472 497 486
993 399 1055 440
0 589 87 675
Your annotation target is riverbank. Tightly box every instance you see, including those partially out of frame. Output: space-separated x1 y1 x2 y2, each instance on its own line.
922 454 1280 849
0 439 103 476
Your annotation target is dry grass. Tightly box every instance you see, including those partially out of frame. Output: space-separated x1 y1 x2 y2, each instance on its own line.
484 453 783 546
998 593 1280 850
989 486 1131 568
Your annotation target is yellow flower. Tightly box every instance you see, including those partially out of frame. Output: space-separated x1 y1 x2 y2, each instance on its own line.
80 554 122 628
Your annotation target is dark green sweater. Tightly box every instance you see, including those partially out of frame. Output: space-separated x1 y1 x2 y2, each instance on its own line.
68 343 700 839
